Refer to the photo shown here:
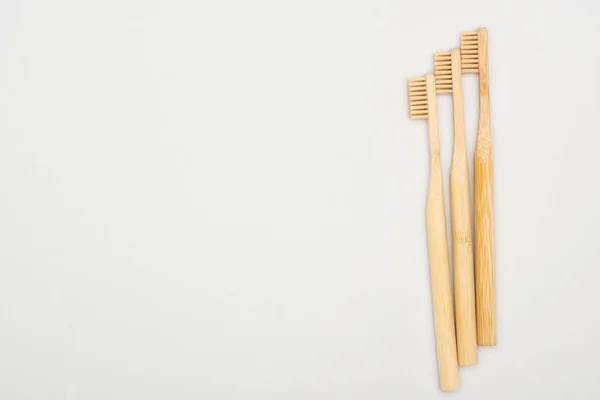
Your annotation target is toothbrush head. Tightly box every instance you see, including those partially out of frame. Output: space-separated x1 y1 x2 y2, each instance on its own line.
461 28 487 74
407 76 428 119
434 51 452 93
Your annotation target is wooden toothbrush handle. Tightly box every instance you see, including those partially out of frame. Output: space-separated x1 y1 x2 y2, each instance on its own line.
426 159 459 391
474 122 495 346
449 49 477 365
424 74 459 391
474 29 496 346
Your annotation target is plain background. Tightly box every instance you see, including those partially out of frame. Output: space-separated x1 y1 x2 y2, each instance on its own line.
1 0 599 398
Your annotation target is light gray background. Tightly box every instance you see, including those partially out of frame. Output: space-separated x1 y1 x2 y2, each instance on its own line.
0 0 599 398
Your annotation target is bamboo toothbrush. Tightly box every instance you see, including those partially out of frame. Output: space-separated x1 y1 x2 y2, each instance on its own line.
461 28 496 346
434 49 477 365
408 74 459 391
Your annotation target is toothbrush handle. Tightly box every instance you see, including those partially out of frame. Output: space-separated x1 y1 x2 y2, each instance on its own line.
449 49 478 365
425 73 459 391
426 156 459 391
474 115 495 346
474 28 496 346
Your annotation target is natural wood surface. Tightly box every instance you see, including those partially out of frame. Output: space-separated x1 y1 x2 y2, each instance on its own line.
424 74 459 391
471 28 496 346
449 48 478 364
408 75 459 391
434 49 478 365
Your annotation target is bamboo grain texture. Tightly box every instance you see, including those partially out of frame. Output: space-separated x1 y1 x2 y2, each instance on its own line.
466 28 496 346
447 48 478 364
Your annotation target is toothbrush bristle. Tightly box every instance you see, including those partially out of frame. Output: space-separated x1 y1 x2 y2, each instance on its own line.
408 77 427 119
461 31 479 73
434 52 452 93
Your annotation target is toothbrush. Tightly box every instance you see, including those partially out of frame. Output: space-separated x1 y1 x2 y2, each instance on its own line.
461 28 496 346
408 74 459 391
434 49 477 365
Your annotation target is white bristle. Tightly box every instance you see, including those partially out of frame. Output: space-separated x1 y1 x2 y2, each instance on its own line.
461 31 479 73
408 77 427 119
434 52 452 93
